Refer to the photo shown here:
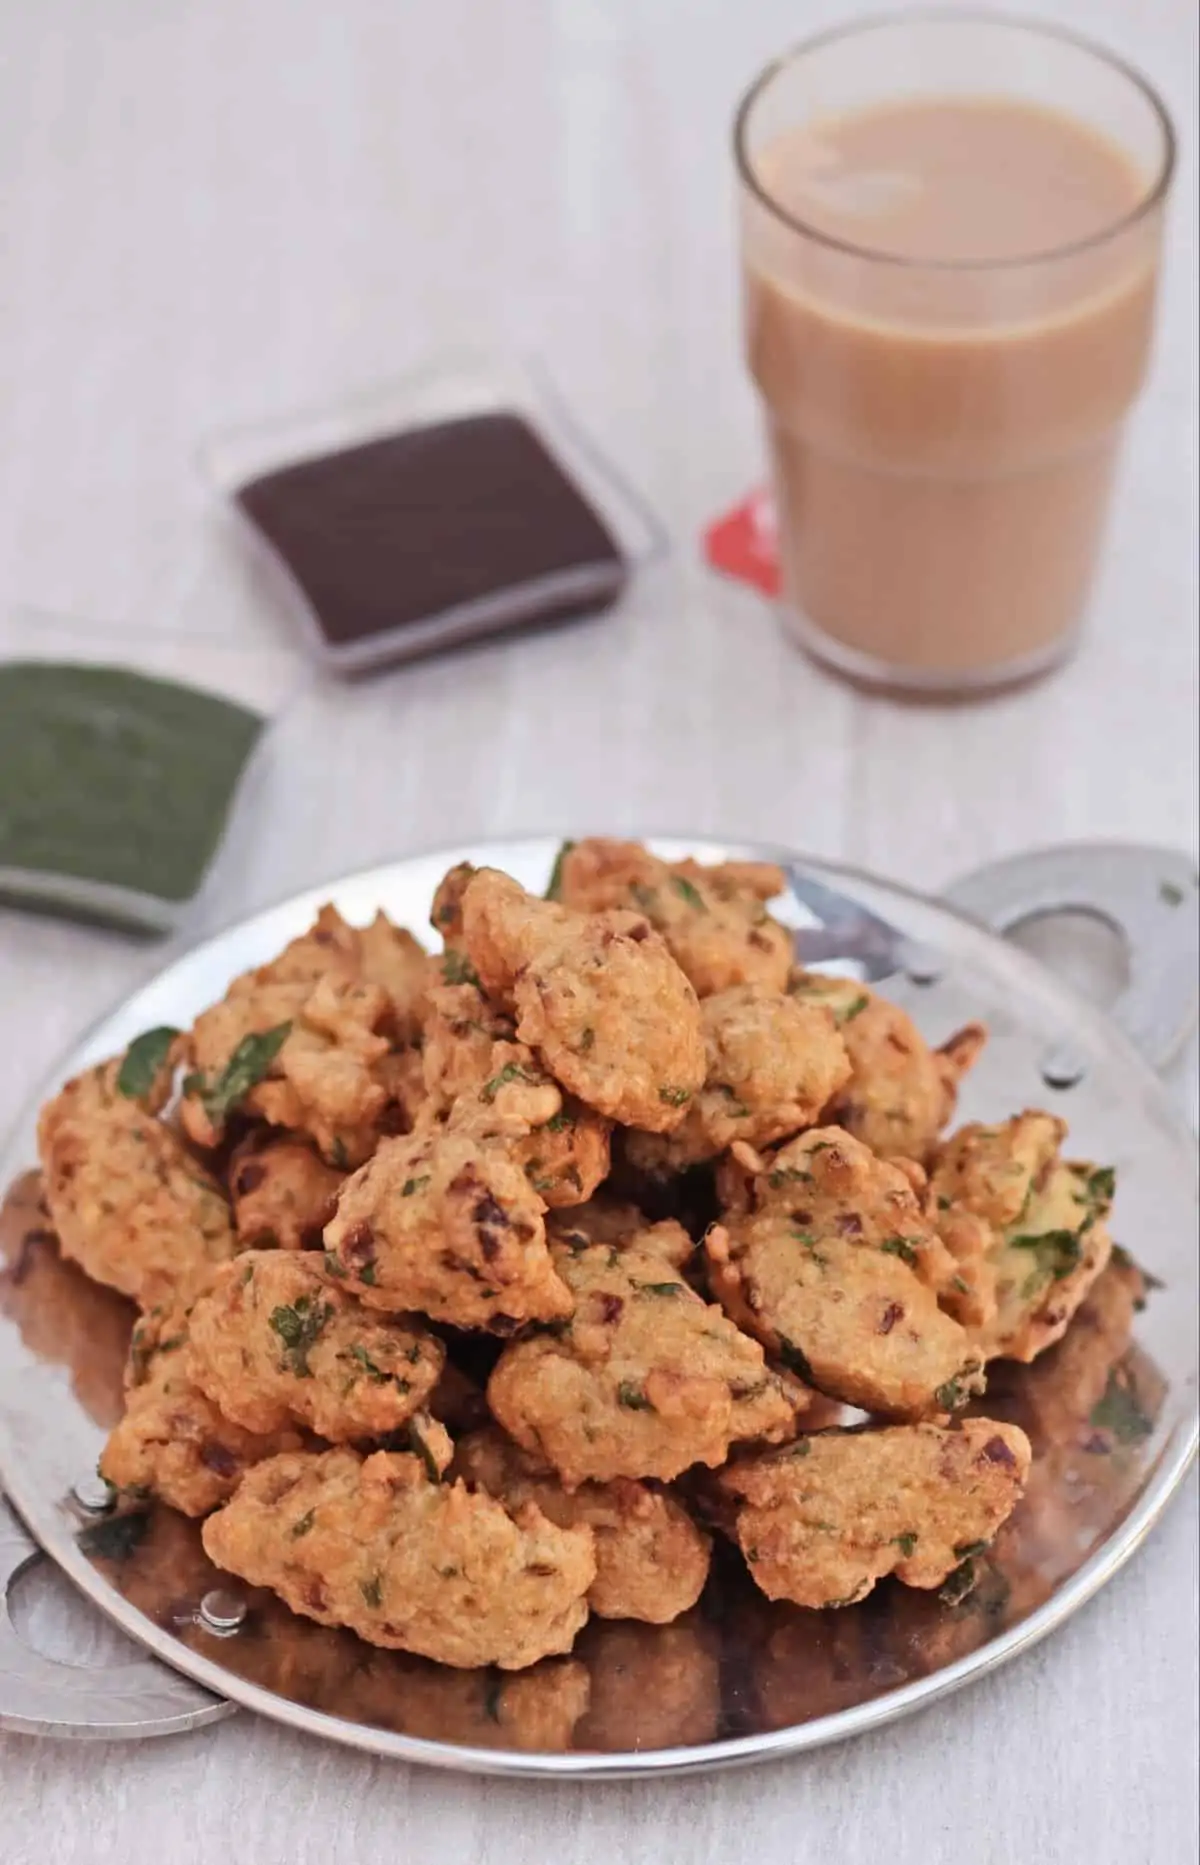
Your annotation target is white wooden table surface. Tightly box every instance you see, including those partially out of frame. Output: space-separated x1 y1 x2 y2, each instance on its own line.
1 1 1196 1859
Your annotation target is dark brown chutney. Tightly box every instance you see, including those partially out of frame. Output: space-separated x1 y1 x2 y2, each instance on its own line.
236 412 627 667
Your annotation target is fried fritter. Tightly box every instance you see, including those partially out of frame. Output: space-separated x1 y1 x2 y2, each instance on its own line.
421 974 516 1116
706 1128 984 1420
100 1304 301 1516
488 1236 800 1488
257 902 430 1043
430 861 478 951
931 1110 1065 1231
373 1046 430 1138
323 1125 573 1330
228 1135 345 1251
548 1202 696 1270
233 974 392 1167
421 985 612 1207
985 1160 1114 1364
926 1110 1065 1331
182 984 314 1151
186 1251 444 1441
181 904 428 1161
929 1113 1114 1363
37 1060 236 1310
788 972 986 1163
717 1419 1031 1608
557 839 793 998
625 985 851 1173
988 1253 1149 1458
442 1038 562 1134
453 1427 711 1623
182 966 390 1164
354 912 430 1047
201 1446 596 1670
461 869 706 1132
507 1100 612 1210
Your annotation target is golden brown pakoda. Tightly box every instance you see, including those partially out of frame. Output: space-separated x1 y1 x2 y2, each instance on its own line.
430 861 478 950
323 1124 573 1330
788 972 986 1163
625 984 851 1173
421 986 612 1207
100 1304 302 1516
461 869 706 1132
372 1046 430 1138
353 912 429 1047
556 839 793 998
488 1234 801 1488
182 968 389 1163
180 904 429 1163
453 1426 711 1623
201 1446 597 1670
37 1060 236 1310
438 1036 561 1132
504 1099 612 1210
260 902 430 1042
186 1250 445 1441
229 974 393 1168
929 1112 1114 1363
228 1135 345 1251
420 974 515 1115
717 1418 1031 1609
931 1109 1065 1232
925 1110 1064 1332
548 1202 696 1269
706 1128 984 1419
1004 1252 1148 1449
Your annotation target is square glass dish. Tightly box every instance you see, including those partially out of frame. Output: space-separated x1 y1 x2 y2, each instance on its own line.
200 351 667 674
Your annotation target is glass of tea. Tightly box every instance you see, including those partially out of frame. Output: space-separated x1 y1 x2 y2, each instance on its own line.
735 14 1175 693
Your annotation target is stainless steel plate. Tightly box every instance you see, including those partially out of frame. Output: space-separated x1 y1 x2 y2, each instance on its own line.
0 837 1196 1775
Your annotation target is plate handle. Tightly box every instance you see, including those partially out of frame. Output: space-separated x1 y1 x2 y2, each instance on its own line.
0 1496 231 1739
943 842 1198 1077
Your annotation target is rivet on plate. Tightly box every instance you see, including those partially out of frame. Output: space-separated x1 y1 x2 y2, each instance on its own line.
70 1473 115 1516
199 1588 248 1637
899 942 942 987
1040 1042 1087 1091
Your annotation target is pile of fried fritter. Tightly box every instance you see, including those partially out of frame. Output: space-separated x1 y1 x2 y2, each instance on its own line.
36 841 1119 1672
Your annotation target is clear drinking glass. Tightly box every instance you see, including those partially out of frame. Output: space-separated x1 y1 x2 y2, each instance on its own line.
734 14 1175 693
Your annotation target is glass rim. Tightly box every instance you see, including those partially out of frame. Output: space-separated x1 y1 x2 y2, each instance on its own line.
733 8 1177 273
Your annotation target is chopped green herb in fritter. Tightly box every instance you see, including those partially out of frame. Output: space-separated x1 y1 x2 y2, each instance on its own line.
268 1295 332 1378
116 1026 180 1101
185 1023 292 1127
669 874 706 912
